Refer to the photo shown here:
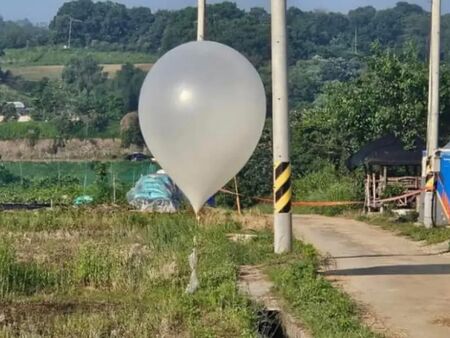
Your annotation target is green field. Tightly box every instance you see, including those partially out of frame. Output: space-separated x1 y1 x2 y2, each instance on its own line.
3 161 159 187
0 121 120 140
6 63 152 81
0 47 156 67
0 208 381 337
0 47 154 81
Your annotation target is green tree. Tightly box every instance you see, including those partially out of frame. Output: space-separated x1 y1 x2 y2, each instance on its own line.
288 57 362 109
111 63 146 112
62 56 106 94
291 44 450 174
32 78 67 121
2 104 17 121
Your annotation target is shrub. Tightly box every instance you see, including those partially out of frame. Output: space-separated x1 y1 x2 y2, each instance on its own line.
0 164 21 186
293 163 364 215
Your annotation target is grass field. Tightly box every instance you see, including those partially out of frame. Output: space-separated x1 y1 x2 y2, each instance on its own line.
0 208 381 337
0 46 155 81
6 63 153 81
0 47 156 66
0 209 257 336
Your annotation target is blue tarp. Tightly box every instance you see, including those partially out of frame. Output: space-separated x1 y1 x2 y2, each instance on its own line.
74 195 94 206
127 173 181 212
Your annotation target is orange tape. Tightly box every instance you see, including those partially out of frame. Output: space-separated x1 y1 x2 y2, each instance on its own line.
219 188 423 207
219 188 363 207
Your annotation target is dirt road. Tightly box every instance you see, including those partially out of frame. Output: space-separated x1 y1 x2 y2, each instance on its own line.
293 215 450 338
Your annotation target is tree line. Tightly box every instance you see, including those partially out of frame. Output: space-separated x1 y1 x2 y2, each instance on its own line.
1 1 449 63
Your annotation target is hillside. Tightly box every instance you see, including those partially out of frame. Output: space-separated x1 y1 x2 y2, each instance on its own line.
2 2 450 65
0 47 154 80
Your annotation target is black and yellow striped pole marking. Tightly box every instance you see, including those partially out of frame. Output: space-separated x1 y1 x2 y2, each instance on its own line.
274 161 292 213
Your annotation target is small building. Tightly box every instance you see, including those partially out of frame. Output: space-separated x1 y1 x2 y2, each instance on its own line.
347 134 425 212
0 116 5 123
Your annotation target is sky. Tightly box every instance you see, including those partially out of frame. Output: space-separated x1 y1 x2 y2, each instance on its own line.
1 0 448 24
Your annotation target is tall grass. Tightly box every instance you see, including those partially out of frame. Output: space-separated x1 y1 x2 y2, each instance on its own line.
0 241 60 297
293 164 364 215
0 208 380 337
0 209 257 336
75 243 116 288
358 214 450 245
0 121 58 140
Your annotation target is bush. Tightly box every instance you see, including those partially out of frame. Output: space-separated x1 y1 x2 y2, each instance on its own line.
121 123 145 148
381 183 405 199
293 163 364 215
0 164 22 186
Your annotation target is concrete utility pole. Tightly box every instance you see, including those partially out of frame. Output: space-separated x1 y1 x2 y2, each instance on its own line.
424 0 441 228
197 0 206 41
272 0 292 253
67 17 82 49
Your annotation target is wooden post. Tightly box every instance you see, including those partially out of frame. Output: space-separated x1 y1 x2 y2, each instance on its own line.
380 169 386 213
372 172 377 210
112 174 116 204
366 174 371 212
234 176 242 215
365 174 370 212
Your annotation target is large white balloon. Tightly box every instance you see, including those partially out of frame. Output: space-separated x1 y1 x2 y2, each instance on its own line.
139 41 266 213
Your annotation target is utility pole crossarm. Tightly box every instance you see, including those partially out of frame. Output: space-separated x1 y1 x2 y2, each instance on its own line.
67 16 82 49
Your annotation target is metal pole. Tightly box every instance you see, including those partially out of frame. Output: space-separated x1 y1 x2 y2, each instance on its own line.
233 176 242 216
197 0 206 41
424 0 441 228
272 0 292 253
68 18 72 49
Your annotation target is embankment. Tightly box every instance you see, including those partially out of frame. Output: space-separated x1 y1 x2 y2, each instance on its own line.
0 138 146 161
